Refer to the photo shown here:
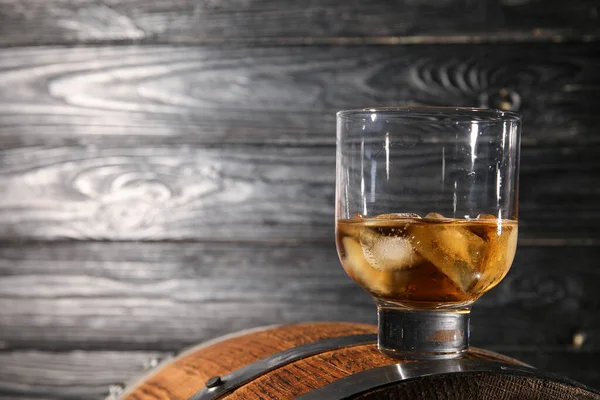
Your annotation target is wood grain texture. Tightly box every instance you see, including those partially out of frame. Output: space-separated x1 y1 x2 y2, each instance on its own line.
224 345 397 400
123 322 378 399
224 347 526 400
0 44 598 145
0 241 598 352
1 142 600 241
0 144 336 241
0 350 170 399
2 349 598 400
0 1 597 399
122 322 528 400
0 0 598 45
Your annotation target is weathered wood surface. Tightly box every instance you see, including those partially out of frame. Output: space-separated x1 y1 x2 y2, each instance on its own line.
0 44 598 144
0 142 599 241
0 241 598 352
1 349 597 400
0 350 170 399
1 1 598 398
0 0 598 46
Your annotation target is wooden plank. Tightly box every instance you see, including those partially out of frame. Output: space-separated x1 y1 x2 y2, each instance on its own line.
0 142 599 241
0 349 596 399
0 44 598 145
0 144 336 241
0 0 598 46
0 350 170 399
0 242 598 352
0 241 374 351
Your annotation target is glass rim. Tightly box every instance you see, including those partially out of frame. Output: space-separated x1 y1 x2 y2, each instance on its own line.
336 106 522 123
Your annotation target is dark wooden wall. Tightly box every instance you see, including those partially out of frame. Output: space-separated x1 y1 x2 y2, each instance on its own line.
1 0 599 398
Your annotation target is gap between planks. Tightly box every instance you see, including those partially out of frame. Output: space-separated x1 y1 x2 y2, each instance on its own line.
0 32 598 49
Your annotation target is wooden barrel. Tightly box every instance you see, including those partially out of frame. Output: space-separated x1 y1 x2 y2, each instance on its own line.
118 322 600 400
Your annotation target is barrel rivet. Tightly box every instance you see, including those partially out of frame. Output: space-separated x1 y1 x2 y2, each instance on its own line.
206 376 223 388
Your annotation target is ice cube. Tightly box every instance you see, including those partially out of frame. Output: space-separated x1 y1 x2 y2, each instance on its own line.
341 236 394 295
472 224 518 293
476 213 497 220
360 228 424 272
407 223 484 292
424 212 445 219
373 213 421 220
341 236 369 273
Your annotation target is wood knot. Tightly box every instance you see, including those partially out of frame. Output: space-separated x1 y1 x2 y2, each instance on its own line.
479 88 521 112
142 357 162 371
105 385 124 400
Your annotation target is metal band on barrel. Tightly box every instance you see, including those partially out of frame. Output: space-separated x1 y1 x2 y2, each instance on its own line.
297 359 600 400
189 333 377 400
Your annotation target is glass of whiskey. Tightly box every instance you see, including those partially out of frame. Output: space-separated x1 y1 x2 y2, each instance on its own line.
336 107 521 359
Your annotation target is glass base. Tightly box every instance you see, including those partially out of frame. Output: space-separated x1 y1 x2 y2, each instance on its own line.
377 305 470 360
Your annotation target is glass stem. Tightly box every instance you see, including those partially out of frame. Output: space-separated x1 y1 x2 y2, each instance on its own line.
377 302 470 359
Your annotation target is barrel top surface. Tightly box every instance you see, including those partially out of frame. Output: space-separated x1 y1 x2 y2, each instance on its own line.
121 322 533 400
122 322 376 399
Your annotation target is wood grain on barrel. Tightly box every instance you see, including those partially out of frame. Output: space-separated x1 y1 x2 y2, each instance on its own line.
226 345 401 399
122 323 525 400
123 322 375 399
0 0 598 45
226 346 527 399
2 349 598 400
0 44 597 144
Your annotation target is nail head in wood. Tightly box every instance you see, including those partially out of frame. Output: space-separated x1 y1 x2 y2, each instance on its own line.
205 376 223 388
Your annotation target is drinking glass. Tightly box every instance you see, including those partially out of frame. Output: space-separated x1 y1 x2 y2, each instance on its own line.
335 107 521 359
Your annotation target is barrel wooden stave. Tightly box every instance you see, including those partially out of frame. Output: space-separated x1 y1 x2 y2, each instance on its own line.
122 322 376 399
121 322 598 400
225 345 522 399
